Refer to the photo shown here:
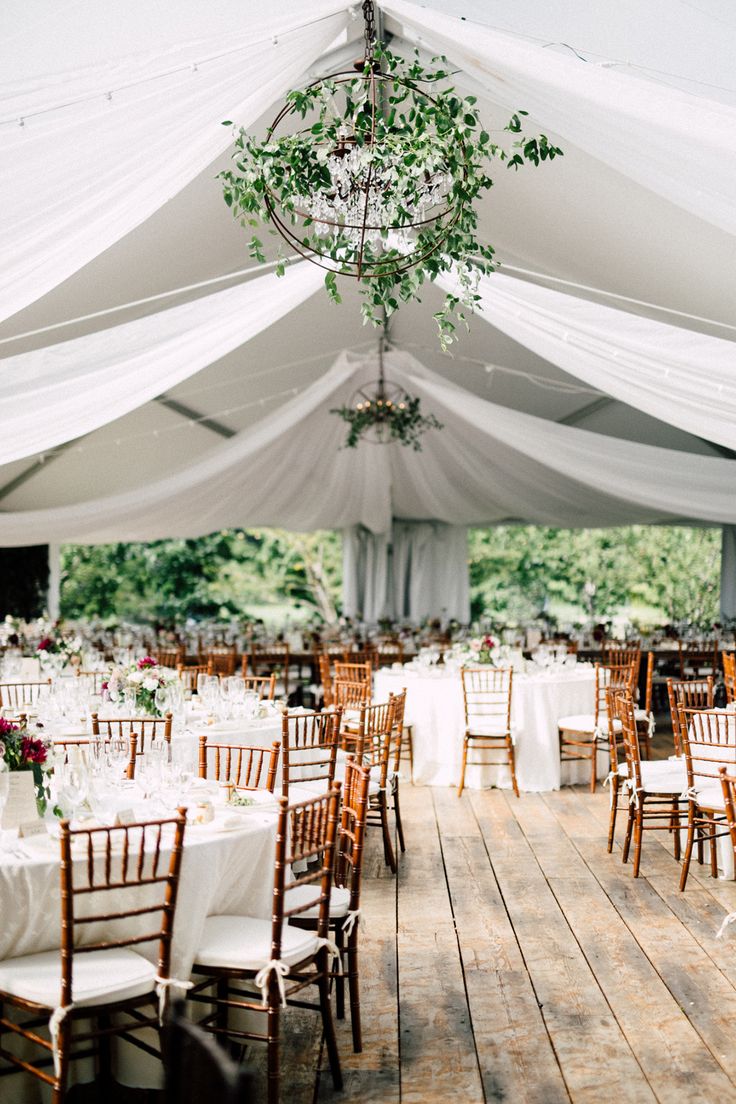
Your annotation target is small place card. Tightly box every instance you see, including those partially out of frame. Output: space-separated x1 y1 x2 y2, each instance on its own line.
115 808 136 826
1 773 39 830
18 819 46 839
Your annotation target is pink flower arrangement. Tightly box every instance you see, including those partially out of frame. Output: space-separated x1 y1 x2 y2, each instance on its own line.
137 656 157 670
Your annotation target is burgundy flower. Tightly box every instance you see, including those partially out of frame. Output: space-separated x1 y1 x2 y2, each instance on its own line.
38 637 52 651
20 736 47 765
0 718 19 736
137 656 157 669
101 680 109 692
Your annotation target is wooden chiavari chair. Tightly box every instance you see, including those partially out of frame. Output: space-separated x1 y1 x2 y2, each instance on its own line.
242 674 276 701
678 707 736 890
605 686 687 854
667 677 714 757
206 651 237 677
0 809 187 1103
333 678 371 712
155 648 183 669
634 651 655 759
387 689 408 854
602 640 641 670
723 652 736 704
558 662 636 793
0 680 51 712
281 708 342 798
718 766 736 903
187 789 343 1104
678 637 719 679
290 757 370 1053
615 690 686 879
341 650 377 669
92 713 172 781
198 737 280 792
249 644 290 699
177 663 208 693
460 667 516 798
341 699 398 872
318 653 334 709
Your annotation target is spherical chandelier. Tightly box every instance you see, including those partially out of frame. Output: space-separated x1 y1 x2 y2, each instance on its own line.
220 1 563 346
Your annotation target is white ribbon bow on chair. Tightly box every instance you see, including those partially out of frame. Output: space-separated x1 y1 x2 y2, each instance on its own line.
317 936 343 974
49 1003 74 1079
154 975 194 1024
341 908 365 938
255 959 289 1007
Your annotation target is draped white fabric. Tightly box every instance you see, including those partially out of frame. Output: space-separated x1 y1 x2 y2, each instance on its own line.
437 270 736 452
0 263 323 466
721 527 736 621
0 5 349 325
3 350 736 547
383 0 736 236
342 521 470 622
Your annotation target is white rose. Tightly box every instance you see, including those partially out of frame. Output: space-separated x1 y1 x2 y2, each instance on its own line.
142 677 159 692
127 671 144 685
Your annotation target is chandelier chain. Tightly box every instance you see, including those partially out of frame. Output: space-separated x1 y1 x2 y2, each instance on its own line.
362 1 377 61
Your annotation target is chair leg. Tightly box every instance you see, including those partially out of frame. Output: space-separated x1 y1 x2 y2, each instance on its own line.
607 777 619 853
266 1004 280 1104
670 802 681 862
589 742 598 793
393 780 406 853
404 726 414 783
508 740 520 798
51 1019 71 1104
379 793 397 874
680 808 696 892
347 932 362 1054
622 807 634 864
457 736 467 797
318 958 343 1090
334 925 345 1021
632 806 644 878
709 817 719 879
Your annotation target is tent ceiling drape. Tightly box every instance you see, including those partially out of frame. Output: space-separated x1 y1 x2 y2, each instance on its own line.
1 0 735 549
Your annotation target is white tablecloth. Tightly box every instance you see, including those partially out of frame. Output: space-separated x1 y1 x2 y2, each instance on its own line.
0 802 278 1102
375 664 599 791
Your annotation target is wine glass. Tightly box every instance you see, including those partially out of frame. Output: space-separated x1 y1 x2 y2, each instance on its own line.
107 736 129 781
154 687 169 716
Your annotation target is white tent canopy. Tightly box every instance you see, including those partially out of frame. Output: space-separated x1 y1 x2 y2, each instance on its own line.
1 0 735 616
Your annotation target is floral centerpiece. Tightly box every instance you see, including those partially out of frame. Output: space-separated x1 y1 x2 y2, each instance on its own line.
0 718 52 814
446 635 497 667
105 656 177 717
37 630 84 671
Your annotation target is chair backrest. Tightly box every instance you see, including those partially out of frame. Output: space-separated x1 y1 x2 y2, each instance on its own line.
280 709 342 797
342 699 396 790
680 707 736 792
642 651 654 715
678 637 719 678
723 652 736 704
610 689 641 794
318 654 334 708
602 641 641 671
58 809 187 1008
206 652 237 677
198 738 280 791
461 667 513 733
92 712 173 743
333 678 371 711
177 664 208 693
388 689 407 774
336 758 371 908
342 650 377 669
156 648 183 670
242 674 276 701
271 789 341 963
667 677 714 755
594 663 637 724
334 661 373 685
0 680 51 710
605 686 631 774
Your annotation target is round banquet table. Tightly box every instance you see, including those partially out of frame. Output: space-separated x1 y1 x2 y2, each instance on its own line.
374 663 602 792
0 796 279 1102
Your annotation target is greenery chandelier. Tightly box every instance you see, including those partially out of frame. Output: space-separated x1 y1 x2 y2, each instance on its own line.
330 339 442 451
220 1 562 346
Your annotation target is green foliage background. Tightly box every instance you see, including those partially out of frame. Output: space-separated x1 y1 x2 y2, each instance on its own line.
58 525 721 628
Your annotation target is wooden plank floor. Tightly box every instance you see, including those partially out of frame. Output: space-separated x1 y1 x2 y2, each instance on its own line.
273 779 736 1104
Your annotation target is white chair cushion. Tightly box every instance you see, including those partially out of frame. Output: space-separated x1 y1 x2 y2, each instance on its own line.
634 709 652 723
288 884 351 920
558 714 621 733
194 915 319 971
693 785 726 812
640 761 687 793
0 947 157 1008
